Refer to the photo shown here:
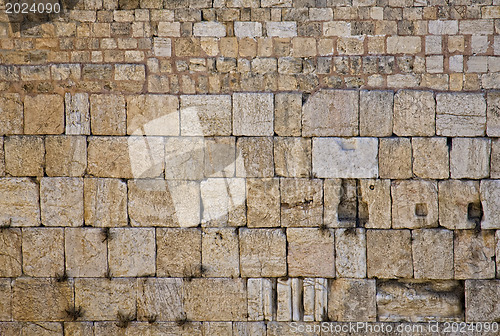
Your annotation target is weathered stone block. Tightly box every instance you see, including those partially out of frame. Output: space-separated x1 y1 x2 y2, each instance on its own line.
450 138 490 179
246 178 280 228
393 90 435 136
481 180 500 229
45 136 87 177
486 91 500 136
200 178 246 227
287 228 335 277
137 278 184 321
239 228 287 277
22 228 64 277
312 138 378 178
89 95 126 135
247 278 274 322
65 228 107 278
235 22 262 38
0 229 21 277
328 279 376 322
454 230 495 279
436 93 486 136
359 90 393 137
236 137 274 178
94 322 202 335
127 95 179 136
193 22 226 37
157 228 201 277
205 137 236 177
335 228 366 278
0 138 3 177
439 180 480 230
115 64 145 81
4 136 44 176
65 93 90 135
490 139 500 178
377 280 464 322
165 137 204 180
0 279 11 321
24 95 64 134
84 178 128 227
274 92 301 136
63 322 94 336
367 229 413 278
202 228 239 277
233 93 273 136
266 21 297 37
0 178 40 227
358 179 392 229
387 36 421 54
302 90 358 137
22 322 63 335
202 322 232 336
0 93 23 135
412 229 454 279
41 177 84 227
280 178 323 227
180 95 231 136
412 137 449 179
391 180 438 229
108 228 155 277
378 137 412 179
274 137 311 178
466 280 500 322
233 322 267 336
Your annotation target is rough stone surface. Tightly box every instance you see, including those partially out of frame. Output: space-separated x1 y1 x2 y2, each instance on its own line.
275 93 301 136
359 90 393 137
65 228 107 278
40 177 84 227
367 230 413 279
180 95 231 136
487 91 500 136
280 178 323 227
466 280 500 322
0 279 11 321
412 229 454 279
89 95 126 135
24 95 64 135
200 178 246 227
0 229 21 277
378 137 412 179
84 178 128 227
236 137 274 177
328 279 376 322
127 95 179 136
274 137 311 178
233 93 273 136
165 137 204 180
22 228 64 277
0 94 23 135
0 178 40 227
87 137 133 178
202 228 240 277
65 93 90 135
335 228 367 278
393 90 435 136
436 93 486 136
4 136 44 176
157 228 201 277
450 137 490 179
439 180 480 230
45 136 87 177
246 178 280 228
412 137 449 179
137 278 184 321
454 230 495 279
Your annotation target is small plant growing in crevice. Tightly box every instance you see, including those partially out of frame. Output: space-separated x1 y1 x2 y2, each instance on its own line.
55 270 69 282
175 313 189 327
105 267 113 280
65 306 84 321
101 228 113 242
116 311 136 328
318 223 331 236
0 219 12 230
146 314 157 324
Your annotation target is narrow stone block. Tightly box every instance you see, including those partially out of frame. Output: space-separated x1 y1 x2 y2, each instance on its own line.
379 137 412 179
276 278 292 322
247 278 274 322
274 92 301 136
359 90 393 137
0 229 21 277
246 178 280 228
486 91 500 136
200 178 246 227
335 228 367 278
41 177 84 227
0 93 23 135
0 279 11 321
266 21 297 37
367 229 413 278
65 93 90 135
157 228 201 277
391 180 438 229
274 137 311 178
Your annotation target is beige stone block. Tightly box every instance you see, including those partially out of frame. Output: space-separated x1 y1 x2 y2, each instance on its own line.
24 94 64 135
21 322 63 335
22 228 64 277
0 229 21 277
491 139 500 178
202 228 239 277
450 138 490 179
436 92 486 137
65 228 107 278
236 137 274 178
335 228 367 278
200 178 246 227
63 322 94 336
75 278 136 321
487 91 500 136
454 230 495 279
0 279 11 321
84 178 128 227
184 278 247 321
0 93 23 135
137 278 184 322
466 280 500 322
481 180 500 230
12 278 73 321
328 279 376 322
157 228 201 277
205 137 236 178
233 322 267 336
393 90 435 136
0 137 3 177
94 322 202 335
127 95 179 136
45 136 87 177
233 93 273 136
292 37 317 57
439 180 480 230
302 90 358 137
203 322 232 335
379 138 412 179
358 179 392 229
4 136 44 176
247 278 274 322
239 228 287 277
89 95 126 135
323 21 351 36
391 180 438 229
165 137 204 180
412 229 454 279
387 36 421 54
274 92 301 136
246 178 280 228
377 280 464 322
0 178 40 227
287 228 335 277
65 92 90 135
0 322 22 335
412 137 449 179
367 229 413 278
41 177 84 227
180 95 231 136
323 179 350 228
359 90 393 137
108 228 155 277
280 178 323 227
274 137 311 178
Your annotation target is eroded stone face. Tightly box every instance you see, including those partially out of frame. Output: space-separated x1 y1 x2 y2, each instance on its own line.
202 228 240 277
246 178 280 228
412 229 454 279
65 228 107 278
274 137 311 178
22 227 64 277
0 229 21 277
436 92 486 136
481 180 500 229
466 280 500 322
335 228 367 278
180 95 231 136
359 90 393 137
4 136 45 177
0 178 40 227
24 95 64 135
454 230 495 279
367 229 413 279
393 90 435 136
233 93 273 136
450 138 490 179
127 95 179 136
137 278 185 322
391 180 438 229
157 228 201 277
84 178 128 227
0 93 23 135
379 137 412 179
280 178 323 227
89 95 126 136
45 136 87 177
439 180 480 230
41 177 84 227
328 279 376 322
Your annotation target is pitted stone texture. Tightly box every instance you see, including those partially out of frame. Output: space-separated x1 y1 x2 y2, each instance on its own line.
202 228 239 277
4 135 44 176
287 228 335 277
165 137 204 180
313 138 378 178
487 92 500 136
45 136 87 177
246 178 280 228
322 179 346 228
0 138 3 177
367 230 413 279
280 178 323 227
65 93 90 135
233 93 273 136
359 179 391 229
0 93 23 135
303 90 358 137
266 21 297 37
0 229 21 277
436 93 486 137
481 180 500 230
387 36 422 54
94 322 202 335
22 322 63 335
127 95 179 136
466 280 500 322
450 138 490 179
22 228 64 277
12 279 73 321
335 228 367 278
391 180 438 229
412 137 449 179
89 95 126 135
0 178 40 227
201 178 246 227
233 322 266 336
184 278 247 321
128 179 200 228
439 180 480 230
274 137 311 178
137 278 184 322
203 322 232 336
235 22 263 38
239 228 287 277
84 178 127 227
377 281 464 322
328 279 376 322
75 278 137 321
412 229 454 280
24 95 64 135
108 228 155 277
379 138 412 179
359 90 393 137
393 90 435 136
491 139 500 178
157 228 201 277
41 177 83 227
63 322 94 336
65 228 107 278
180 95 231 136
194 22 226 37
0 279 11 321
275 92 302 136
454 230 495 279
236 137 274 178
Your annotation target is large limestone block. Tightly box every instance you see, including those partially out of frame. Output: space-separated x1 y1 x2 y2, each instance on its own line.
0 177 40 226
22 322 63 335
367 229 413 278
65 228 107 277
280 178 323 227
204 137 236 178
412 229 454 279
127 95 179 136
157 228 201 277
378 137 412 179
438 180 480 230
454 230 495 279
275 92 301 136
233 93 273 136
45 136 87 177
137 278 184 322
236 137 274 177
328 279 376 322
412 137 449 179
180 95 231 136
450 137 490 179
359 90 393 137
89 95 126 135
65 93 90 135
335 228 367 278
4 135 44 176
202 228 240 277
436 92 486 136
274 137 311 178
0 93 22 135
94 322 202 335
22 228 64 277
63 322 94 336
200 178 246 227
302 90 359 137
359 179 392 229
165 137 204 180
393 90 435 136
0 229 21 277
247 278 274 322
466 280 500 321
41 177 84 227
84 178 128 227
391 180 438 229
24 94 64 134
246 178 280 228
312 138 378 178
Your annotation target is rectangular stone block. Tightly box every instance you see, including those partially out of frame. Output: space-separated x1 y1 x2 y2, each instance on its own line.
454 230 495 279
0 279 11 321
233 322 266 336
108 228 155 277
89 94 126 135
205 137 236 177
412 137 449 179
391 180 438 229
303 90 358 137
247 278 274 322
137 278 184 322
240 228 287 277
359 90 393 137
436 93 486 136
276 278 292 322
412 229 454 279
127 95 179 136
233 93 273 136
393 90 435 136
367 229 413 278
203 322 232 335
236 137 274 178
466 280 500 322
274 137 311 178
487 91 500 136
312 138 378 178
0 229 21 277
157 228 201 277
274 92 301 136
84 178 127 227
481 180 500 229
63 322 94 336
450 138 490 179
65 228 107 278
180 95 231 136
328 279 376 322
387 36 421 54
235 22 262 38
200 178 246 227
4 135 44 177
246 178 280 228
22 227 64 277
165 137 204 180
0 178 40 227
378 137 412 179
0 93 23 135
158 21 181 36
94 322 202 335
439 180 480 230
154 37 172 57
65 93 90 135
115 64 145 81
41 177 84 227
335 228 367 278
491 139 500 178
266 21 297 37
202 227 239 277
358 179 391 229
24 94 64 135
280 178 323 227
193 22 226 37
45 136 87 177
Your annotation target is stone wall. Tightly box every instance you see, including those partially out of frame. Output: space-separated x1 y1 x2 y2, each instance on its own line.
1 0 500 335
